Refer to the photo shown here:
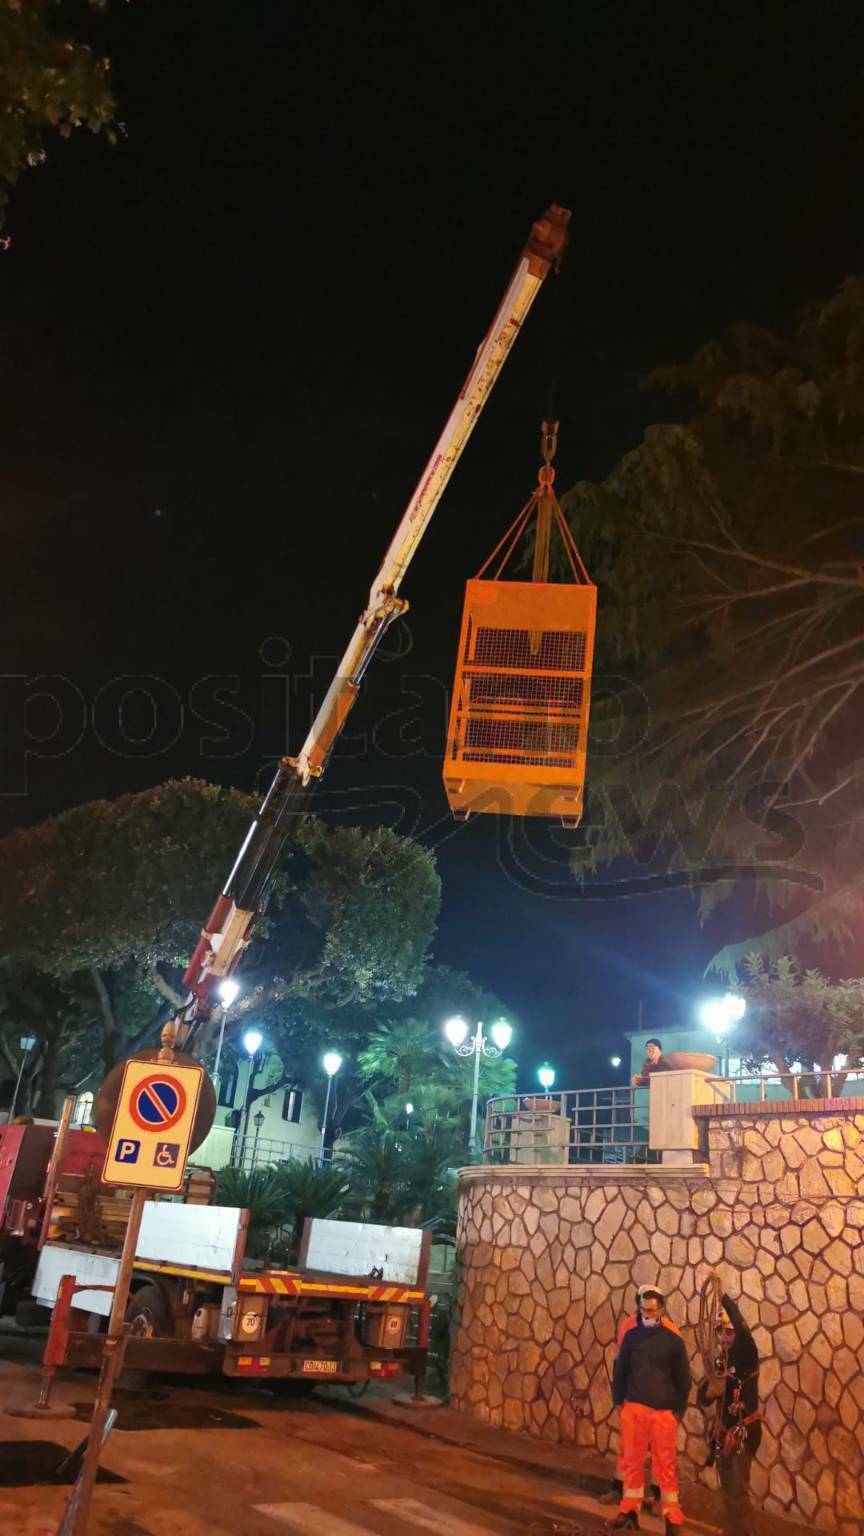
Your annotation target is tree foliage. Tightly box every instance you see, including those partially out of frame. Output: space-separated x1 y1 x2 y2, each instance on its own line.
357 1019 445 1096
0 0 116 231
354 963 518 1147
215 1160 351 1262
562 276 864 969
733 954 864 1094
0 779 441 1104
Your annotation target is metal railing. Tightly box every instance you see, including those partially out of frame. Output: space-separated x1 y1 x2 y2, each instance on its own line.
706 1068 864 1103
483 1070 864 1167
232 1134 328 1172
484 1087 657 1167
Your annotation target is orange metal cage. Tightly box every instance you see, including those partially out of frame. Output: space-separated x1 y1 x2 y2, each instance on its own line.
443 576 597 824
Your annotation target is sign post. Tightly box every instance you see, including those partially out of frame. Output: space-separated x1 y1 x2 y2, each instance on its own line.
54 1054 206 1533
57 1332 127 1536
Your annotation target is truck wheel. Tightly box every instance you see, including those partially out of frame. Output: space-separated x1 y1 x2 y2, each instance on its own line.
14 1299 47 1330
125 1283 171 1338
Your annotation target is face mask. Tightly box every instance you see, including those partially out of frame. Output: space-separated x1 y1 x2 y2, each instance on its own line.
642 1317 659 1327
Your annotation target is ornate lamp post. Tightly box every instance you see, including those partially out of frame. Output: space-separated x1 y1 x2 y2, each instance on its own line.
444 1016 512 1152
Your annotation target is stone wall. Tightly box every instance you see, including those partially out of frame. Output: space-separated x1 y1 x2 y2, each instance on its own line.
451 1103 864 1534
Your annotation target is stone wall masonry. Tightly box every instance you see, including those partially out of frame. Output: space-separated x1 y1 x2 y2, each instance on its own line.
451 1108 864 1535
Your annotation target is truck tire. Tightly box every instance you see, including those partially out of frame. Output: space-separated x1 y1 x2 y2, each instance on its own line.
14 1298 47 1330
125 1283 171 1338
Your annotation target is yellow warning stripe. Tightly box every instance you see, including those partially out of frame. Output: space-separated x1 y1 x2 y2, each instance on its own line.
135 1261 232 1284
237 1275 424 1302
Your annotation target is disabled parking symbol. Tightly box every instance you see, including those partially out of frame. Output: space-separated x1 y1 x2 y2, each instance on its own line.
154 1141 180 1169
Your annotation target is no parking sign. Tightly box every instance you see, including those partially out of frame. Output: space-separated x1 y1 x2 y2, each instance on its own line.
103 1059 204 1191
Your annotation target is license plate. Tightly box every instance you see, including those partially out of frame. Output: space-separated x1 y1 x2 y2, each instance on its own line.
302 1359 338 1374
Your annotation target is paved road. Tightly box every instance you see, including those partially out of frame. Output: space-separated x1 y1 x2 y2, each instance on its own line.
0 1336 670 1536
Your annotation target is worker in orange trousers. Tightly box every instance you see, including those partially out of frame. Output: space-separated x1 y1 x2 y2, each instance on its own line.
609 1286 690 1532
604 1286 682 1509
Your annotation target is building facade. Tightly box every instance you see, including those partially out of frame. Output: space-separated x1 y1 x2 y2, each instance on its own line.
193 1052 323 1171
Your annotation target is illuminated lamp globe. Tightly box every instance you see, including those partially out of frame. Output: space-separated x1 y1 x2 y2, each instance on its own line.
700 993 746 1037
444 1016 469 1048
218 978 240 1007
322 1050 343 1078
243 1028 263 1057
537 1064 555 1091
490 1020 512 1051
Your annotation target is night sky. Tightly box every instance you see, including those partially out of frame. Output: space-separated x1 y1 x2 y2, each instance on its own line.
3 3 863 1086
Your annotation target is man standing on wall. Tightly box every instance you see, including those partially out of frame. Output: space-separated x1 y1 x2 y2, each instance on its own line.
631 1038 672 1088
697 1290 761 1536
609 1286 691 1532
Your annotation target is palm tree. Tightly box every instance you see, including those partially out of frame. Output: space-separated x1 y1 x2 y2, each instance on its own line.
276 1158 351 1259
357 1018 443 1096
216 1165 291 1259
338 1129 407 1223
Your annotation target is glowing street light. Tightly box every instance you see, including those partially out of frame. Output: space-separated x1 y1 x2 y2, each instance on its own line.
320 1051 343 1159
444 1016 469 1048
699 993 745 1074
537 1064 556 1092
610 1056 622 1069
444 1016 513 1153
214 977 242 1084
699 994 746 1036
236 1027 265 1164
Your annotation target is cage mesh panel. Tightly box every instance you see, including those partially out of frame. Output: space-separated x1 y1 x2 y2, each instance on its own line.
465 671 584 707
462 716 580 757
461 748 575 768
471 627 587 671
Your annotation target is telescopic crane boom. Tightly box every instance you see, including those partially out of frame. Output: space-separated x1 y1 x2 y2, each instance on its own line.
175 204 570 1045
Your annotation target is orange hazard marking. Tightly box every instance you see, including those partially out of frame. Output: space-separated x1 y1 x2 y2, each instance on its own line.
237 1273 424 1303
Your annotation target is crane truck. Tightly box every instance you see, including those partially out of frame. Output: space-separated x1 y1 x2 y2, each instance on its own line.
21 203 570 1388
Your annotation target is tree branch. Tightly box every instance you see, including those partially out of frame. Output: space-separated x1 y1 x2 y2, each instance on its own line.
89 967 118 1070
650 527 864 591
148 967 185 1010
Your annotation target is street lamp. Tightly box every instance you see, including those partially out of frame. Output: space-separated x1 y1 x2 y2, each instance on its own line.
610 1056 622 1070
537 1064 556 1092
213 977 241 1088
320 1051 342 1161
251 1109 265 1171
699 994 745 1075
238 1027 264 1165
8 1036 36 1124
405 1101 414 1132
444 1016 513 1153
243 1027 263 1057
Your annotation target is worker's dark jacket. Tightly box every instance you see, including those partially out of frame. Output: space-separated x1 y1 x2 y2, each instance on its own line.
697 1294 761 1450
633 1055 673 1087
612 1320 691 1417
